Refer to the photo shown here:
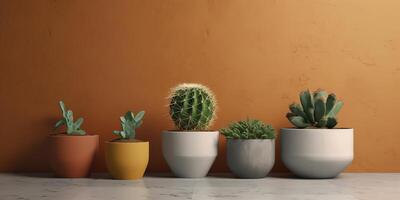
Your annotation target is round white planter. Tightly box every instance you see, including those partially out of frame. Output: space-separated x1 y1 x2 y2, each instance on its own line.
162 131 219 178
280 128 353 178
227 139 275 178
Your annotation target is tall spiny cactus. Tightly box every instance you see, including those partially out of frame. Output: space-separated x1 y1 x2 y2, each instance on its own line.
169 83 217 130
54 101 86 135
286 89 344 129
113 111 145 140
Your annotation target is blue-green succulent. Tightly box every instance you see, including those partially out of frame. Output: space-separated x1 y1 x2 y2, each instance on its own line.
287 89 344 129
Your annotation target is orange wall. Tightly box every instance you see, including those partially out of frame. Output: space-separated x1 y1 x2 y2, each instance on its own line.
1 0 400 172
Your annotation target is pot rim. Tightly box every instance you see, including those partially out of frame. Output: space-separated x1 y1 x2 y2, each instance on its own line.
226 138 275 141
164 130 218 132
281 128 353 130
280 128 353 134
163 130 219 134
106 140 149 144
48 134 98 137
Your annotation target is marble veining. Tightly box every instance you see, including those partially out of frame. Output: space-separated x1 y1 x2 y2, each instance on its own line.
0 173 399 200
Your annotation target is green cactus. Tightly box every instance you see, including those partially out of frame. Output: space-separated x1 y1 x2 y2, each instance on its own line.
113 111 145 140
54 101 86 135
169 83 217 130
286 89 344 129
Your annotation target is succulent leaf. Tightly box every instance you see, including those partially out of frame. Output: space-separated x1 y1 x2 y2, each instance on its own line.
327 100 343 118
289 103 308 122
66 110 73 124
313 89 328 101
326 117 338 128
54 119 64 128
124 111 134 121
326 94 336 114
300 90 315 123
59 101 67 116
120 131 126 139
286 112 296 118
288 116 309 128
314 98 326 122
134 111 145 122
74 118 84 129
137 120 143 128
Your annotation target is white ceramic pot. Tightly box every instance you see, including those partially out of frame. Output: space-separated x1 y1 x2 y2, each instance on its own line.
162 131 219 178
280 128 353 179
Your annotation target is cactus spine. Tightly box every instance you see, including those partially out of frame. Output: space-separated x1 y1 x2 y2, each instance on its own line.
169 83 217 130
286 89 343 129
54 101 86 135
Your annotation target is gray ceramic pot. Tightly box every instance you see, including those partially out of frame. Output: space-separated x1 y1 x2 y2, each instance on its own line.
227 139 275 178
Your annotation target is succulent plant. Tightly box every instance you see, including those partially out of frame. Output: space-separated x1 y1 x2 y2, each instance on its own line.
169 83 216 130
286 89 344 129
221 119 276 139
113 111 145 140
54 101 86 135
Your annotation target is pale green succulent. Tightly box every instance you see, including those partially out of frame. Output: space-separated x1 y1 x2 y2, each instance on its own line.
113 111 145 140
54 101 86 135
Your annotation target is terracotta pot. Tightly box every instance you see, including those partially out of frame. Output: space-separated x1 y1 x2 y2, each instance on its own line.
48 134 99 178
105 140 149 180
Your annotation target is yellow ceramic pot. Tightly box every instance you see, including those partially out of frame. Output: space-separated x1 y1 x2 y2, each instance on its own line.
105 140 149 180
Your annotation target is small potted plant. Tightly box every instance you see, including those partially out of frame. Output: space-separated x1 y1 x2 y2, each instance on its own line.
162 83 218 178
49 101 99 178
281 89 353 178
221 119 276 178
105 111 149 180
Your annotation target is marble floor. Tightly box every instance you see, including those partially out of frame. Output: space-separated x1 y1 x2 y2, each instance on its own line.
0 173 399 200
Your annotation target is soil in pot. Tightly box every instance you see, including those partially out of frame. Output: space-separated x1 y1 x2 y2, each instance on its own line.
105 139 149 180
48 134 99 178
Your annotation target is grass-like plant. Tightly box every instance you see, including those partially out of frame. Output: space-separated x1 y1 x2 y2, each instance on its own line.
54 101 86 135
220 119 276 139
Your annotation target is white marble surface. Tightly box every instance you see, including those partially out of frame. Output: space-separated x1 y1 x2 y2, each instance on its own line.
0 173 399 200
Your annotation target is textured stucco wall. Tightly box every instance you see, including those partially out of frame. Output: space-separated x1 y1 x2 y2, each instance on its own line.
1 0 399 172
